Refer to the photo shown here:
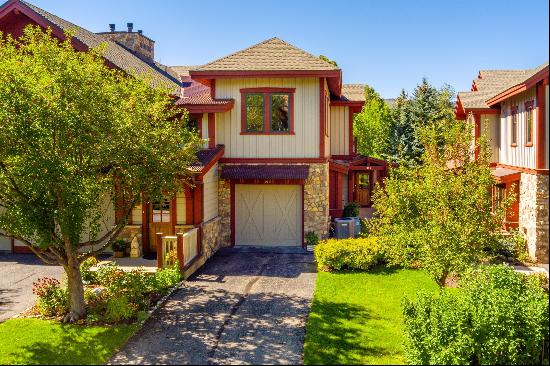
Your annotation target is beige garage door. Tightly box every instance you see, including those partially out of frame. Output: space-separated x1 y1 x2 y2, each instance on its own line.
235 184 302 246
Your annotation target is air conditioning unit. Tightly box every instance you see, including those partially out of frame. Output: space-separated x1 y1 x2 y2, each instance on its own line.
334 218 354 239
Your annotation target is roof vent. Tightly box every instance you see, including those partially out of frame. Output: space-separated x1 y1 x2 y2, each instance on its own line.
109 24 115 32
127 23 133 32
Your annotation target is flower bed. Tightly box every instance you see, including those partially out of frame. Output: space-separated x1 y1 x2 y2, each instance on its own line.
29 256 182 325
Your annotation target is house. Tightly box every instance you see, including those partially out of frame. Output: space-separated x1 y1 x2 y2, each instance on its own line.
455 63 549 263
0 0 390 275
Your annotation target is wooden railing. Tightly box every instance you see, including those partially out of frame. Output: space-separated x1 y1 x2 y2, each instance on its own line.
156 228 199 269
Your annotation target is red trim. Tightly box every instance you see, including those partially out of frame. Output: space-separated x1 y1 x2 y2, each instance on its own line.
349 165 386 171
230 181 235 246
193 181 203 224
336 173 343 210
227 178 305 185
487 67 549 106
348 172 354 203
170 196 177 234
142 199 149 253
465 108 500 115
320 78 326 158
496 163 549 175
185 186 194 225
331 155 355 160
330 100 364 107
493 171 521 185
240 88 295 135
177 101 234 114
536 82 546 169
219 157 328 164
191 70 342 79
208 113 216 148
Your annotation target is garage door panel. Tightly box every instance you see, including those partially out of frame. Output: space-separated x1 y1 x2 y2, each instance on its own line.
236 185 301 246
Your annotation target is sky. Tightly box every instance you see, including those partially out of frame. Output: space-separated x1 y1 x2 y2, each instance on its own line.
27 0 550 99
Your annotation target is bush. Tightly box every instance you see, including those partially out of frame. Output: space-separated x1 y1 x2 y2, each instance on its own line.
151 264 182 295
111 239 127 252
343 202 360 217
495 229 530 263
314 237 384 271
32 277 69 317
402 265 549 365
305 231 319 247
80 256 98 284
104 295 137 323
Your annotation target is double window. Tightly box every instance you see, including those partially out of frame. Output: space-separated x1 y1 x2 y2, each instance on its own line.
525 101 534 147
510 106 518 147
241 88 294 134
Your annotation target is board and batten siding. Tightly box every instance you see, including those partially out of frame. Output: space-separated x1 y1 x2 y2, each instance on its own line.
480 114 499 164
324 80 331 158
499 88 537 169
203 163 219 222
176 191 186 225
215 78 320 158
330 106 350 156
200 113 209 148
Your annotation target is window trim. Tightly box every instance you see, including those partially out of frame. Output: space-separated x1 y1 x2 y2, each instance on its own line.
240 88 295 135
510 106 518 147
524 100 534 147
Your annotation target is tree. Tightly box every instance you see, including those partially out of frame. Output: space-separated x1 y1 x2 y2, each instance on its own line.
0 26 202 321
319 54 338 67
370 119 508 286
386 79 456 165
353 85 391 159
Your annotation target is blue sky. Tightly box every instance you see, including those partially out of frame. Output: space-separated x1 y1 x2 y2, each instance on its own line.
29 0 549 98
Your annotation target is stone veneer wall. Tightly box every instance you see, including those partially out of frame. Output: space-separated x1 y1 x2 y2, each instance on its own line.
217 163 330 246
519 173 549 263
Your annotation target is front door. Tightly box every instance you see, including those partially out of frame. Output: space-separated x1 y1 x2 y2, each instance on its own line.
148 196 173 252
356 172 371 206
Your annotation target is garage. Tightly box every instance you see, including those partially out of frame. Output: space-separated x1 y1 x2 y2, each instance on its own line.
235 184 302 246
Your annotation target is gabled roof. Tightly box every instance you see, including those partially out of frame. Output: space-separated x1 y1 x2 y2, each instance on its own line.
455 62 548 118
0 0 182 94
193 38 339 72
189 37 343 96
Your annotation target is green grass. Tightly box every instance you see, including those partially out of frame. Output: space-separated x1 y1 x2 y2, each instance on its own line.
0 318 138 365
304 268 438 365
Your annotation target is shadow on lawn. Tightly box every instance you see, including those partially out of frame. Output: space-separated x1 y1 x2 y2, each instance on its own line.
7 322 135 365
305 299 386 365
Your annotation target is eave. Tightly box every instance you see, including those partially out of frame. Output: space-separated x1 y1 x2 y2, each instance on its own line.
486 67 549 106
176 100 235 113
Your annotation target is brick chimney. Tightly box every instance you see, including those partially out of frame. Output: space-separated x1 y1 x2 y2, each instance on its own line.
97 23 155 61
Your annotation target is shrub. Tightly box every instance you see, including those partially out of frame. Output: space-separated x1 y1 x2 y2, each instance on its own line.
495 229 530 263
104 295 137 323
305 231 319 247
402 265 549 365
80 256 98 284
343 202 360 217
94 263 125 288
111 239 127 252
32 277 69 317
151 264 182 295
314 237 384 271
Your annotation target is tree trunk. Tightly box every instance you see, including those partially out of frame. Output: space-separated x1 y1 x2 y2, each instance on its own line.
64 248 86 322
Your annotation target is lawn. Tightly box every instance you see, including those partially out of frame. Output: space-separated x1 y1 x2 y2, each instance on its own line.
0 318 138 365
304 268 438 365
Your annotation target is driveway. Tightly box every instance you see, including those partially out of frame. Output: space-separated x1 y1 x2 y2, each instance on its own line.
110 247 317 365
0 253 63 322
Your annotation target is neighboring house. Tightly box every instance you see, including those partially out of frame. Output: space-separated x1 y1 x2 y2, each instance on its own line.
455 63 549 263
0 0 390 275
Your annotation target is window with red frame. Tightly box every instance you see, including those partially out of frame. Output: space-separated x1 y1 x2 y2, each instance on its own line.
525 101 534 146
510 106 518 147
241 88 294 134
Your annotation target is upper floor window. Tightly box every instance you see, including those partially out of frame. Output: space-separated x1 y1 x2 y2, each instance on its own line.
241 88 294 134
525 101 534 147
510 106 518 147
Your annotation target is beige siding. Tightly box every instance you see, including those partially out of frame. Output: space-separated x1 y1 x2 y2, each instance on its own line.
176 191 186 225
215 77 320 158
131 203 142 225
203 163 219 222
480 114 499 164
330 106 350 156
324 80 331 158
499 88 537 168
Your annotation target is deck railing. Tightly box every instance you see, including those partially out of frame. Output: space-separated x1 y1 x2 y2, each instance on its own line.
156 228 199 269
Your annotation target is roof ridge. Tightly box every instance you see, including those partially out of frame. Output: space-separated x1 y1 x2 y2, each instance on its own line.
274 37 340 70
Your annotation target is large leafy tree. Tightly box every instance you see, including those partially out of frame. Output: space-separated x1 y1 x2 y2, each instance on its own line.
0 26 202 321
353 85 391 159
370 119 507 286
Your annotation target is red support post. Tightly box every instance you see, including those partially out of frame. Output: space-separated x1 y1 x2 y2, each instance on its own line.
177 233 184 271
156 233 163 268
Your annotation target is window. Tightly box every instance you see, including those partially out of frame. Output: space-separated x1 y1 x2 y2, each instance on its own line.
510 106 518 147
493 184 506 211
152 196 171 223
241 88 294 134
525 101 534 146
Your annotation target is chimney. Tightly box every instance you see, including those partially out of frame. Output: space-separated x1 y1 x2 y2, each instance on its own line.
98 23 154 61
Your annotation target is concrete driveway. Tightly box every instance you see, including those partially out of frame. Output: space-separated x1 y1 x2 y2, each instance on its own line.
110 247 317 365
0 253 63 322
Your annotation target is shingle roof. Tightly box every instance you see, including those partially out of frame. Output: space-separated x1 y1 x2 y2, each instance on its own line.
220 164 310 180
175 92 232 106
171 65 202 78
192 38 340 72
340 84 366 102
189 145 225 172
18 1 181 94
